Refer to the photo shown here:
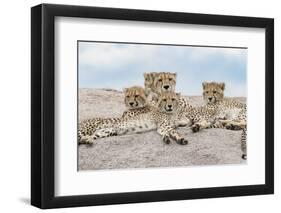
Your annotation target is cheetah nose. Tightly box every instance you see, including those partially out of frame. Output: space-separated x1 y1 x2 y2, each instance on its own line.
208 97 212 101
163 85 169 90
168 104 172 108
129 102 134 106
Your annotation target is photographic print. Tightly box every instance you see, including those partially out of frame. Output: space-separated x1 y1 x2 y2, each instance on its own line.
31 4 274 208
78 41 247 171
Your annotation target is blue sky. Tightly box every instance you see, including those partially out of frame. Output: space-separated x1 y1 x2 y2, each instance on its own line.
78 41 247 97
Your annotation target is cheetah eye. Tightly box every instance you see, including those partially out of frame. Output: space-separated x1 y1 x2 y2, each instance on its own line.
213 91 217 94
158 79 162 82
126 95 130 98
135 95 139 98
171 98 175 101
169 78 173 81
205 91 209 94
162 99 167 102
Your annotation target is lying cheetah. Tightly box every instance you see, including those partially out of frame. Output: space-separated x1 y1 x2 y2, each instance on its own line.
143 72 220 129
144 73 247 159
143 72 230 130
144 72 192 127
143 72 177 105
144 72 176 93
79 88 188 145
123 86 148 109
199 82 247 159
176 82 247 159
200 82 247 130
78 86 148 144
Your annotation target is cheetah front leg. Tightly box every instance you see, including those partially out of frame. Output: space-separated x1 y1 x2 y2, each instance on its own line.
176 117 192 127
221 119 246 130
191 119 213 132
80 128 118 144
157 124 188 145
156 126 172 144
241 127 247 160
169 128 188 145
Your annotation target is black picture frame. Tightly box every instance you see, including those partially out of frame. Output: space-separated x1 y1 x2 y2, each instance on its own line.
31 3 274 209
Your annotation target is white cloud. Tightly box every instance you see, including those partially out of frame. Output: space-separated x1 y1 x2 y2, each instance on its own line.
79 42 247 71
225 82 247 97
79 42 247 97
79 42 160 68
187 47 247 62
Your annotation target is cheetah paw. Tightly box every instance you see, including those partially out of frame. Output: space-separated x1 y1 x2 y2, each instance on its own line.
163 135 171 144
226 124 242 130
242 154 247 160
84 135 96 144
192 124 200 133
177 138 188 145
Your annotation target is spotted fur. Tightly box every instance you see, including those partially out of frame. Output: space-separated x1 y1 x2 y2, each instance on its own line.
78 86 148 144
200 82 247 159
144 72 192 127
123 86 147 109
202 82 247 129
144 72 177 105
79 90 188 145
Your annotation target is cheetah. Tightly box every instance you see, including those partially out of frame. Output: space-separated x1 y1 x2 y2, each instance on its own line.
143 73 247 159
143 72 177 105
144 72 177 93
198 82 247 159
123 86 148 109
200 82 247 131
143 72 219 129
176 81 247 159
78 88 188 145
78 86 148 144
143 72 226 130
144 72 192 127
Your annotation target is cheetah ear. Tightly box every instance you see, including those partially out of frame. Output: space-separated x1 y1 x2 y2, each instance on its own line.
144 72 155 79
172 72 177 78
176 92 181 98
144 88 151 97
153 94 159 103
219 82 225 90
202 81 208 89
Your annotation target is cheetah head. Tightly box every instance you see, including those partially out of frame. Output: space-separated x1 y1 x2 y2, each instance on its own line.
152 72 177 94
202 82 225 104
157 91 181 113
123 86 147 109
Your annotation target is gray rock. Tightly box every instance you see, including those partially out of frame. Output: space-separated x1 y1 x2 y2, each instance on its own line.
78 88 246 171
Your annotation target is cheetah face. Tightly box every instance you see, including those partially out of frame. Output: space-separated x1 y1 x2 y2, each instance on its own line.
202 82 225 104
153 72 177 93
157 91 180 113
124 86 147 109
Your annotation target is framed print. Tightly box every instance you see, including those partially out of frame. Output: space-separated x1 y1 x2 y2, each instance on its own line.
31 3 274 209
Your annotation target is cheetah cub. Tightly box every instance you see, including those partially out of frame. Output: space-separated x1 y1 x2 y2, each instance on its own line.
144 72 177 104
201 82 247 130
78 86 148 144
143 72 226 130
79 87 188 145
144 72 191 127
200 82 247 159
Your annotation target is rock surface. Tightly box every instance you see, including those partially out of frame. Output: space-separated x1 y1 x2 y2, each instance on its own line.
78 88 246 171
